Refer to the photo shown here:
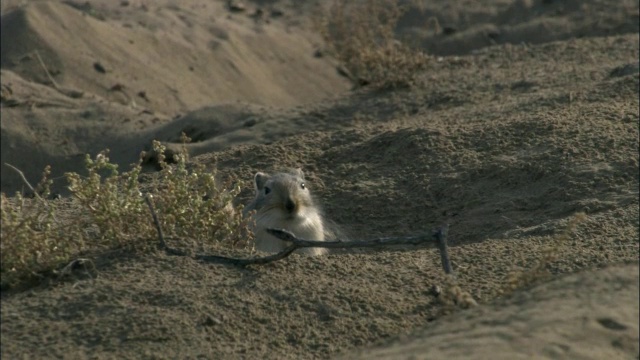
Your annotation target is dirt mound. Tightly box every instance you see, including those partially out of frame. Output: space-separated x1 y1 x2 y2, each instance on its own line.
0 0 638 359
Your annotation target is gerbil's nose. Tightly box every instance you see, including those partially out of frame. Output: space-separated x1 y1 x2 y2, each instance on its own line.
285 198 296 213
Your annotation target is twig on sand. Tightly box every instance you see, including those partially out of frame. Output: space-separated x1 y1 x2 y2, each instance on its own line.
243 227 455 274
266 228 443 249
195 245 299 266
434 224 454 275
199 228 453 272
144 195 454 273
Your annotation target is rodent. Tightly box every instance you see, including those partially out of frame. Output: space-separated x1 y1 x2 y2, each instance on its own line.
242 168 328 256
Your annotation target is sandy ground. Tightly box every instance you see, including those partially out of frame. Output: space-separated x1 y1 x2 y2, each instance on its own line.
1 0 639 359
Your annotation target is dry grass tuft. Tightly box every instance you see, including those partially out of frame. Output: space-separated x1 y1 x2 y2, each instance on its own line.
501 212 588 294
437 275 478 313
1 136 249 290
315 0 430 89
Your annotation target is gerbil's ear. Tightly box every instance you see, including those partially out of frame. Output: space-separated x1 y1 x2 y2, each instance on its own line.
293 168 305 180
254 172 270 191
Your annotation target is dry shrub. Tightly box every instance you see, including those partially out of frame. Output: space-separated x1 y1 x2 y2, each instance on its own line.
316 0 430 89
1 167 84 290
1 137 248 290
139 140 249 249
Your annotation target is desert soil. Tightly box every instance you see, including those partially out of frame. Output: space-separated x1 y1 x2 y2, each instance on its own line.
1 0 638 359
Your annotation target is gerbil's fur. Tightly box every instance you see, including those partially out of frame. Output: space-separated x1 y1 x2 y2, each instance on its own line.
243 169 328 256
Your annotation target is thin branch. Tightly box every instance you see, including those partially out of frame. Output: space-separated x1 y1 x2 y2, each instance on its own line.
196 227 452 273
434 224 453 275
266 228 437 249
144 195 188 256
144 196 165 246
34 50 61 90
4 163 64 227
32 51 84 98
195 245 298 266
57 258 96 280
4 163 42 200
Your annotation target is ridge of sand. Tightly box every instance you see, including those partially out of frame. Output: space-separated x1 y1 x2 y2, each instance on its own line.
1 1 349 117
397 0 639 55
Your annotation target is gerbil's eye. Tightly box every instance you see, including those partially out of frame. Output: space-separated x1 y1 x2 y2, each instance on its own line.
264 186 271 195
300 183 306 190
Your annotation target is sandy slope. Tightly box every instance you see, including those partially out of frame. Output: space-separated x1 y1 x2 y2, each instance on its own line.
1 1 349 115
1 0 639 359
344 263 639 360
0 0 351 193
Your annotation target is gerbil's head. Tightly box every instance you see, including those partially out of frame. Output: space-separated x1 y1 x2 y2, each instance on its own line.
253 168 314 219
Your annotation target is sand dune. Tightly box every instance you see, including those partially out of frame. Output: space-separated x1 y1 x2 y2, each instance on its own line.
1 0 638 359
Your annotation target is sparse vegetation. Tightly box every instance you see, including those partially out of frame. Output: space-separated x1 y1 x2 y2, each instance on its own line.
501 213 588 295
431 212 588 313
1 137 249 290
315 0 430 89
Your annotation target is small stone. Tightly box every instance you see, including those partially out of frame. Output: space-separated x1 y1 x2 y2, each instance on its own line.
228 1 246 12
93 62 107 74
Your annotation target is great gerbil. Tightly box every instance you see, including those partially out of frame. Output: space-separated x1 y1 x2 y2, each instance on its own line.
243 169 328 256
